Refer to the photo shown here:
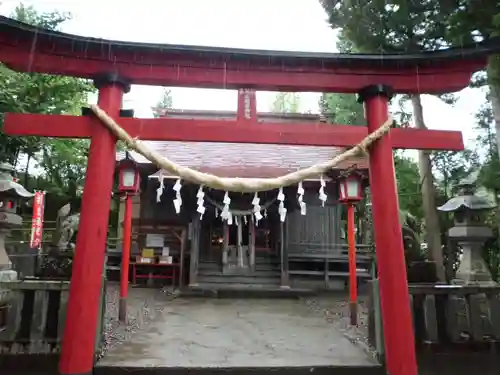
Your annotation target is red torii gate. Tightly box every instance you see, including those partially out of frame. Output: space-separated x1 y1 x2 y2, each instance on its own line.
1 16 498 375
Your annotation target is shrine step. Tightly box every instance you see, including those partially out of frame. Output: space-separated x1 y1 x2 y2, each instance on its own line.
197 274 281 286
198 261 280 272
182 283 317 299
94 365 384 375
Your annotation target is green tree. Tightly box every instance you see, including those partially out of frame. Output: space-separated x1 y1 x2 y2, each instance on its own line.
271 92 301 113
319 32 365 126
394 153 424 219
446 1 500 164
319 92 365 125
153 88 173 117
320 0 457 280
444 3 500 277
0 4 95 209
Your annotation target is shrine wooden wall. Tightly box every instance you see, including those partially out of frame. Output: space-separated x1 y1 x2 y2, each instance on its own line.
285 189 341 255
139 180 193 225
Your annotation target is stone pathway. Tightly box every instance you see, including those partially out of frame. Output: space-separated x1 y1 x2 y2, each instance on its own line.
98 286 378 368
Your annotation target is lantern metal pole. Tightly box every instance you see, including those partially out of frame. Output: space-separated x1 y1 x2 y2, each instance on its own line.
119 192 133 323
347 202 358 326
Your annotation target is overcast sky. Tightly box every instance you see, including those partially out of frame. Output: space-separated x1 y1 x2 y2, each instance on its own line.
0 0 488 149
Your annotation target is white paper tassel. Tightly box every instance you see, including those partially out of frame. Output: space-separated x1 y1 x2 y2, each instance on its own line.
318 175 327 207
297 181 306 215
278 187 287 222
243 215 248 225
156 173 165 202
252 192 263 225
235 215 239 226
196 185 205 219
264 209 268 218
173 179 182 214
221 192 231 221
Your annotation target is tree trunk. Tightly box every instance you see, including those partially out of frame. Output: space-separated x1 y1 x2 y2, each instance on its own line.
24 153 31 188
489 83 500 257
410 94 445 282
491 85 500 162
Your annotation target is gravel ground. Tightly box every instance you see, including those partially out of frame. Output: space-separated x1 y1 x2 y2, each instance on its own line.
302 294 376 359
100 283 179 358
100 284 374 361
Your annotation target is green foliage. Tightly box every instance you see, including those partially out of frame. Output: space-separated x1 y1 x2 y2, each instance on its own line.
319 0 500 279
322 0 454 53
432 150 480 200
319 32 367 126
271 92 301 113
319 93 365 125
13 3 71 30
154 88 173 116
0 4 96 212
474 103 500 190
394 153 423 219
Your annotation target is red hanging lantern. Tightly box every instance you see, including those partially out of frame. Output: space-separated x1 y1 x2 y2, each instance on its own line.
117 154 141 194
338 173 363 203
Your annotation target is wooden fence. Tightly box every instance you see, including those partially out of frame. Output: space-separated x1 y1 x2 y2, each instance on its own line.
368 281 500 360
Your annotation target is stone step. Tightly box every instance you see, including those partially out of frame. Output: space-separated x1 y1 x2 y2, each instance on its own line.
197 275 280 285
182 283 318 299
199 269 281 278
200 257 280 264
198 263 280 272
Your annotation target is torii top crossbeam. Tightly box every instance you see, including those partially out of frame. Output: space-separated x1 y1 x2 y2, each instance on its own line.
1 15 499 375
0 16 499 93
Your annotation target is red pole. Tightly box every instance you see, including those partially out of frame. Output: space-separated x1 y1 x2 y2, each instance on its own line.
360 85 417 375
60 75 127 375
347 203 357 326
119 193 133 322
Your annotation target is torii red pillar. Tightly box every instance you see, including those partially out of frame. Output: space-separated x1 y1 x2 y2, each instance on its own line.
359 85 417 375
59 74 129 375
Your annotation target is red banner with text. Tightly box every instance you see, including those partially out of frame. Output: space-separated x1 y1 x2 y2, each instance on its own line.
30 191 46 249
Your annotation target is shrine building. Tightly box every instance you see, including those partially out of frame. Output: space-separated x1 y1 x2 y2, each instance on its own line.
114 92 371 292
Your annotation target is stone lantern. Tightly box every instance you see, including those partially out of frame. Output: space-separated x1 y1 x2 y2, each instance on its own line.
0 163 34 304
437 177 496 285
